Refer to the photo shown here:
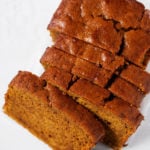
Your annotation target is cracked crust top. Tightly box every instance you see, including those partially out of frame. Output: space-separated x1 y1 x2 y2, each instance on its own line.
48 0 149 54
122 30 150 68
48 0 123 53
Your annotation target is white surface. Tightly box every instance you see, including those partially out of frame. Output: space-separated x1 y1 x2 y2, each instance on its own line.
0 0 150 150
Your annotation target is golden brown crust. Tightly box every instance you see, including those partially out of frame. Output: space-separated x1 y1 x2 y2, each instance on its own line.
41 66 111 106
8 71 49 103
48 0 147 55
72 58 99 82
104 97 144 128
49 16 122 53
54 34 125 72
100 0 144 28
49 0 144 29
121 65 150 93
41 66 72 91
40 47 76 72
122 30 150 68
5 71 105 144
9 71 45 91
141 10 150 32
48 0 123 53
48 0 150 68
68 79 111 106
40 49 146 107
40 46 113 88
109 77 144 107
72 58 113 87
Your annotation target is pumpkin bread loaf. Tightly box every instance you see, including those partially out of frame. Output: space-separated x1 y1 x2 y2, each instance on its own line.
4 0 150 150
4 71 105 150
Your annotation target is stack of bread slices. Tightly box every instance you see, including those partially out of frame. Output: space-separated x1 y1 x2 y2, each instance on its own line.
3 0 150 150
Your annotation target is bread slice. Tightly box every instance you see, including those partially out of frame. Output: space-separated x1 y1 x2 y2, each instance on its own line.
40 45 150 96
141 10 150 32
49 12 122 53
40 48 145 107
40 47 113 88
40 47 76 72
3 71 105 150
120 64 150 93
122 30 150 68
53 34 125 72
68 79 143 149
109 77 144 107
41 68 143 149
72 58 113 88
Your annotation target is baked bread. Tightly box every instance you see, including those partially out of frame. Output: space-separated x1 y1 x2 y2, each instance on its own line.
53 34 125 72
40 46 76 72
141 10 150 32
109 77 144 107
41 69 143 149
40 47 145 107
53 33 150 93
4 71 105 150
122 30 150 68
48 0 150 68
41 0 150 148
120 64 150 93
40 47 113 88
4 0 150 150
